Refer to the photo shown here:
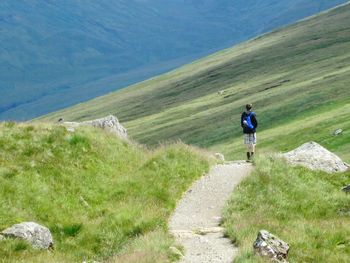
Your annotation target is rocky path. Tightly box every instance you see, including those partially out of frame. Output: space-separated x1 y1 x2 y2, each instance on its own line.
169 161 253 263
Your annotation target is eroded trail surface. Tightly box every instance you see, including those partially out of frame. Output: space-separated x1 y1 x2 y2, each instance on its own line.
169 162 252 263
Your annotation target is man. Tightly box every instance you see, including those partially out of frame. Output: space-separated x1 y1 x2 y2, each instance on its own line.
241 104 258 161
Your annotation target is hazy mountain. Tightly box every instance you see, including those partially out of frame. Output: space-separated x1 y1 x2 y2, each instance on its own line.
0 0 347 120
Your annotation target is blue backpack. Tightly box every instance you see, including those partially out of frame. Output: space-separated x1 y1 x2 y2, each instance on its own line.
243 112 255 130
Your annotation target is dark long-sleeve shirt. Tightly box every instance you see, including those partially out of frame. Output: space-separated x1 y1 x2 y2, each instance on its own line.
241 111 258 134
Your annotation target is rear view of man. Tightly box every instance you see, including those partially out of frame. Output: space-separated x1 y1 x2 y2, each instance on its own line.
241 104 258 161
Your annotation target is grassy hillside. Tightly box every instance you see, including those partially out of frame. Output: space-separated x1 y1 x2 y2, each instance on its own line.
223 155 350 262
2 0 347 120
0 122 212 262
41 3 350 163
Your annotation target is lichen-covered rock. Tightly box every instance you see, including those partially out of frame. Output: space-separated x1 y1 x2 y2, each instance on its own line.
282 141 348 173
1 222 53 249
64 115 127 139
253 230 289 263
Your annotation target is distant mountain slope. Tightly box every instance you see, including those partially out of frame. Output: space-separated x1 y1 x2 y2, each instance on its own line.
41 3 350 162
1 0 348 120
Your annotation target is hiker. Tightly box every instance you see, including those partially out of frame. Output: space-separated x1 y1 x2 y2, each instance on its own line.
241 104 258 161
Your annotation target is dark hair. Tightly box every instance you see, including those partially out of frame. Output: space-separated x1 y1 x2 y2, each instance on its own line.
245 104 252 111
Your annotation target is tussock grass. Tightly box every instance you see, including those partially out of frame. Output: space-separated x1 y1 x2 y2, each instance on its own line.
223 155 350 262
0 123 212 262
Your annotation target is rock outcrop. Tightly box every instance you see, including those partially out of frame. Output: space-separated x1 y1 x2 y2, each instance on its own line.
0 222 53 249
282 142 348 173
64 115 127 139
253 230 289 263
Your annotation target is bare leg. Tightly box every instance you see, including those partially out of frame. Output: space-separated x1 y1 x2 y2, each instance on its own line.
250 144 256 159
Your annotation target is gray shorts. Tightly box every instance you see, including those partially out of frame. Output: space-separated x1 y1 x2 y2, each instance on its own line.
244 133 257 145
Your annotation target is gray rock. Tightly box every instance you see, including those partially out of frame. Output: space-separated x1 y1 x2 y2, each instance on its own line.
64 115 127 139
214 153 225 162
282 141 349 173
333 128 343 136
342 185 350 193
253 230 289 263
1 222 53 249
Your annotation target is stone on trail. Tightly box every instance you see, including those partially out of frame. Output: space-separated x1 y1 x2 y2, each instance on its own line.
64 115 127 139
253 230 289 263
214 153 225 162
282 141 349 173
0 222 54 249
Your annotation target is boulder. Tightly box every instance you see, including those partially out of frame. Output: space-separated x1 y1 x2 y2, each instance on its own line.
282 142 348 173
1 222 53 249
253 230 289 263
64 115 127 139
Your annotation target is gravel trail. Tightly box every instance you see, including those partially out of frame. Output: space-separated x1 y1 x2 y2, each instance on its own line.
169 161 253 263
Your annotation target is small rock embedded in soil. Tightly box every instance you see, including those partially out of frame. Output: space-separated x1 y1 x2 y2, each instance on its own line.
214 153 225 162
253 230 289 263
217 90 225 95
333 128 343 136
1 222 54 249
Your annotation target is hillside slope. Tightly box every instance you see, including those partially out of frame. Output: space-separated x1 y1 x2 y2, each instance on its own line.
41 3 350 162
0 123 211 262
1 0 348 120
223 155 350 262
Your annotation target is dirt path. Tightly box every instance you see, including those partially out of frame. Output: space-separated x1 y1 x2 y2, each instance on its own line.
169 161 253 263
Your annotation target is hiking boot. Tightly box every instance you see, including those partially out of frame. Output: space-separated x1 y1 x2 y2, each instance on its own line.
246 152 251 162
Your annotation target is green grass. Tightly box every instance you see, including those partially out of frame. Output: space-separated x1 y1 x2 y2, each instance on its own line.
0 123 212 262
33 3 350 262
39 3 350 163
223 155 350 263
